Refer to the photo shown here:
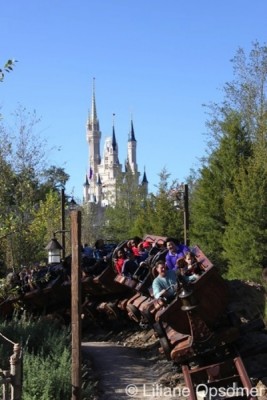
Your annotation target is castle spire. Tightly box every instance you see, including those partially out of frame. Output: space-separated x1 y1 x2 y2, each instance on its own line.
86 78 101 196
141 167 148 196
142 167 148 184
87 77 100 133
90 77 97 123
128 117 136 142
112 113 117 151
127 117 137 174
83 173 90 203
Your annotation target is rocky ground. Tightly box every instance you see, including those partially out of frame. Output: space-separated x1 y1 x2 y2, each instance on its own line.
81 280 267 399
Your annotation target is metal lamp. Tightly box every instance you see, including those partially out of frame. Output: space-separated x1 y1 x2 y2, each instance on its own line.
45 236 63 264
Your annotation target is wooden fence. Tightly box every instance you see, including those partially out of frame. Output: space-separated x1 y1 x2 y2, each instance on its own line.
0 334 22 400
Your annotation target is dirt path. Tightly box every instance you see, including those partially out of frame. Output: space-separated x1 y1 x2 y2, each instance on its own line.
82 341 183 400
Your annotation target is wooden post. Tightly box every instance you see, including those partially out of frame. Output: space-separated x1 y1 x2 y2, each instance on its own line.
71 210 82 400
2 370 11 400
183 184 189 246
61 188 66 260
10 343 22 400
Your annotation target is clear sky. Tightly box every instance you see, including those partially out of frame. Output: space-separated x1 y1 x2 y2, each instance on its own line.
1 0 267 200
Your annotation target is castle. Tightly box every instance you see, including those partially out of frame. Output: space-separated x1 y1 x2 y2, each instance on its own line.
83 81 148 206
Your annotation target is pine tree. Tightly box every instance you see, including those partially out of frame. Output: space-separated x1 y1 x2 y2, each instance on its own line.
133 168 184 240
223 155 267 281
190 112 252 272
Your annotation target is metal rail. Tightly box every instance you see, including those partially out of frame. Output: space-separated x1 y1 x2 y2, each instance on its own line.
182 350 258 400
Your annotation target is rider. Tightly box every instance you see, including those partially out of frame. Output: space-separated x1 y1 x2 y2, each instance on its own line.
152 260 178 302
165 238 190 271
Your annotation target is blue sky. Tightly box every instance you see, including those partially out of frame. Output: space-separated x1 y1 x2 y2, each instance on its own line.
1 0 267 201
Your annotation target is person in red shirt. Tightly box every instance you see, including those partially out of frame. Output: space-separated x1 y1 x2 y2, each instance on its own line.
113 249 127 274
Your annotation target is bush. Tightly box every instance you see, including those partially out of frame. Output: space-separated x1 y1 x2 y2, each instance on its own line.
0 313 94 399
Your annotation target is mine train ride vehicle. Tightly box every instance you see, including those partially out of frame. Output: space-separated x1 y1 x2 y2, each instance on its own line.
1 234 266 399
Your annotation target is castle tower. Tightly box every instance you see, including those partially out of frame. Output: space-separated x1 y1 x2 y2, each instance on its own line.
86 78 101 199
84 81 147 206
141 168 149 196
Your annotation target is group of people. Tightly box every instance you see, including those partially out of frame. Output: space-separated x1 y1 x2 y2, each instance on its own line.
152 239 202 302
4 239 114 295
113 236 202 304
3 237 202 310
113 237 153 277
5 261 68 295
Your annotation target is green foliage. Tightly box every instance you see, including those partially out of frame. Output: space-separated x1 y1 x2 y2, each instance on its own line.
101 167 185 241
223 158 267 281
224 41 267 141
39 166 70 199
190 112 253 272
0 315 93 399
29 190 61 261
0 106 69 270
190 42 267 280
22 349 71 400
131 194 156 237
102 170 146 241
81 202 103 246
0 59 17 82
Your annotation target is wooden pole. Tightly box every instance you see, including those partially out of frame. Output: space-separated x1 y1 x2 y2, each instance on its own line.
71 210 82 400
61 188 66 260
10 343 22 400
183 184 189 246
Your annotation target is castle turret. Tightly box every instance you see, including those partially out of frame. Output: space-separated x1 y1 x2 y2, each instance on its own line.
141 169 148 195
83 174 90 203
109 116 120 175
95 174 102 204
86 78 101 191
127 119 137 174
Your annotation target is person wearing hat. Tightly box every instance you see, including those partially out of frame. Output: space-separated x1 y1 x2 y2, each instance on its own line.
137 241 151 263
142 241 152 250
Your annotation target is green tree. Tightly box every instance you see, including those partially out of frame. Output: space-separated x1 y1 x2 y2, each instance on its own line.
81 201 103 246
131 193 155 238
223 41 267 142
0 106 69 269
204 41 267 149
40 166 69 192
132 168 184 240
223 156 267 281
190 112 252 272
29 190 62 262
102 170 142 241
190 42 267 279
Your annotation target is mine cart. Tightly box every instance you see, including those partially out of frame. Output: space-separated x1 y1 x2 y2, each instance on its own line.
146 246 240 363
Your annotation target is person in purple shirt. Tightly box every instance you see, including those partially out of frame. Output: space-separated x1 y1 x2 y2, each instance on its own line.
165 238 190 271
